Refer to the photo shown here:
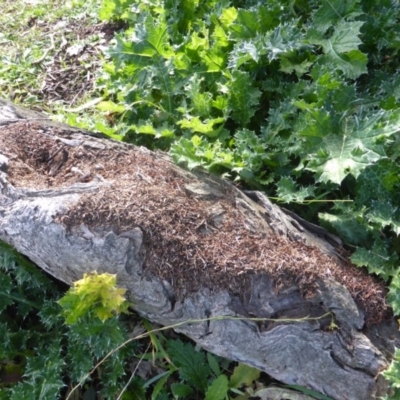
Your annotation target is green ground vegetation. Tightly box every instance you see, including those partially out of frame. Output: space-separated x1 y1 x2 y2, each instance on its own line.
97 0 400 316
0 242 276 399
0 1 280 398
1 0 400 398
0 0 108 130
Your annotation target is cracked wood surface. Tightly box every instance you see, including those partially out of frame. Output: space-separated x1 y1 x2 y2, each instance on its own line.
0 99 398 400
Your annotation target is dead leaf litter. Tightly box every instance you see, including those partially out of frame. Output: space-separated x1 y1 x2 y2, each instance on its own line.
0 121 390 325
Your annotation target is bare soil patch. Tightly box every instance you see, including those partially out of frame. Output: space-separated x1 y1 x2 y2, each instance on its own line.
38 20 124 105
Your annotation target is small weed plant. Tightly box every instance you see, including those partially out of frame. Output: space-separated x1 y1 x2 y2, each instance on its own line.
0 241 137 399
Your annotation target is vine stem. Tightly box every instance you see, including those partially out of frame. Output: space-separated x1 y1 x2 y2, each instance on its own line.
66 312 334 400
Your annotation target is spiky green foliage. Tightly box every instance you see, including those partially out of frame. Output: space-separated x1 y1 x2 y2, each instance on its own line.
149 335 261 399
0 241 137 399
97 0 400 312
96 1 400 394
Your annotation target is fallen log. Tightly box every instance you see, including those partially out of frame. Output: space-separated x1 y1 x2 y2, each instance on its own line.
0 99 399 400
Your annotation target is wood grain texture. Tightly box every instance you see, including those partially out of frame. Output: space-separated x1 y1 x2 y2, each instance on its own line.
0 99 398 400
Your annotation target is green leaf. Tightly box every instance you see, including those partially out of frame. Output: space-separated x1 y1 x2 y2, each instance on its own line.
132 121 175 138
319 207 369 246
110 16 174 77
177 116 225 136
280 49 315 76
203 47 227 72
233 129 267 171
97 101 126 113
171 382 194 398
98 0 116 21
174 0 200 33
229 9 260 40
326 49 367 80
94 122 124 140
99 0 135 21
205 374 229 400
132 14 173 60
185 74 212 118
276 176 315 203
0 273 14 312
229 38 263 68
299 110 400 184
350 238 398 280
167 339 210 392
228 71 261 126
228 20 305 68
367 201 400 235
170 137 204 170
21 339 66 399
150 372 171 400
219 7 238 28
265 22 306 63
212 25 230 48
308 20 367 78
172 134 241 172
355 160 400 207
383 348 400 387
312 0 362 31
229 363 260 389
207 352 221 377
388 275 400 316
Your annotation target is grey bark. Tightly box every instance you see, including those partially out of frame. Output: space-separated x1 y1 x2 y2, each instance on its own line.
0 99 398 400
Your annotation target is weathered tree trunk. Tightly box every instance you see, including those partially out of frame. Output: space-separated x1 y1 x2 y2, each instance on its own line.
0 99 398 400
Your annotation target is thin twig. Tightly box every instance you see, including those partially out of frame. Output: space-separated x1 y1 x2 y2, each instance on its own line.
116 342 151 400
65 312 333 400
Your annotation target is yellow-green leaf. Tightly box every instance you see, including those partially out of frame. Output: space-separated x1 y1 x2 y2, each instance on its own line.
229 363 260 389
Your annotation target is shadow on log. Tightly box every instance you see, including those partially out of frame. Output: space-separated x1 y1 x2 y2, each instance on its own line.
0 99 399 399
